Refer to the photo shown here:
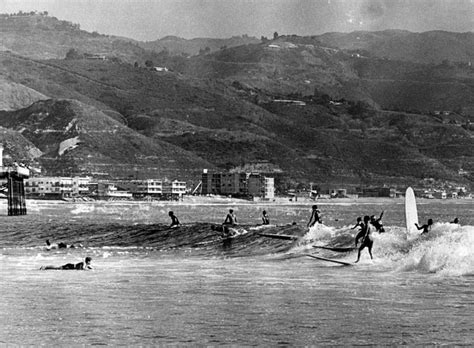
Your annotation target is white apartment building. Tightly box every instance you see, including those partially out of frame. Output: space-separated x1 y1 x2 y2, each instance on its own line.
25 176 91 196
263 177 275 200
132 179 186 197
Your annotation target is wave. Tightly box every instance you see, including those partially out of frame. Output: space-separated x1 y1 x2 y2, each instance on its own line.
1 219 472 276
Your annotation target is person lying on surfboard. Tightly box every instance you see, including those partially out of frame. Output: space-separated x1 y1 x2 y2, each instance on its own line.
355 216 373 263
307 205 322 227
415 219 433 235
40 257 92 270
45 239 77 250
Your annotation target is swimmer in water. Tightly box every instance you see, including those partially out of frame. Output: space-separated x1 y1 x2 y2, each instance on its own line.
40 257 92 270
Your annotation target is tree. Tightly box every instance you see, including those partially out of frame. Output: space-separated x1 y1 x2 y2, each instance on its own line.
65 48 82 60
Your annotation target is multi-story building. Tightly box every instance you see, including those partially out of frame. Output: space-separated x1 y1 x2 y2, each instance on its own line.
126 179 187 198
25 176 91 197
201 170 274 199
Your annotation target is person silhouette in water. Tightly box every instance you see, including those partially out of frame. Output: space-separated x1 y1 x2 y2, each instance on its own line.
355 216 373 263
40 257 92 270
223 209 237 226
370 211 385 233
307 205 322 227
262 210 270 225
168 211 180 228
415 219 433 234
352 217 365 247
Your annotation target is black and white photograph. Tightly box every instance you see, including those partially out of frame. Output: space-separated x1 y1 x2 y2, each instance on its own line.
0 0 473 345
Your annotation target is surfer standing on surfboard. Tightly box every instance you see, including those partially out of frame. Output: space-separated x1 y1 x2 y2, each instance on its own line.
307 205 322 227
355 216 373 263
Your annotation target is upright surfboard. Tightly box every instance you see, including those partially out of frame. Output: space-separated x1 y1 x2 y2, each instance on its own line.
405 187 418 234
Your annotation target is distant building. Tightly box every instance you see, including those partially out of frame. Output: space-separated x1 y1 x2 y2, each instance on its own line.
126 179 186 198
358 187 395 198
201 170 274 199
25 176 90 197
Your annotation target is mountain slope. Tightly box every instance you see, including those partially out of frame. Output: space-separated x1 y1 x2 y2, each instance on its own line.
0 99 214 180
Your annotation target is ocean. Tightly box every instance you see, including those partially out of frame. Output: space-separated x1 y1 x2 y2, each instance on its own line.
0 199 473 345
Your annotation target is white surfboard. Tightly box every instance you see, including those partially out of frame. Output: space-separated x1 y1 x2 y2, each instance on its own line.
405 187 418 234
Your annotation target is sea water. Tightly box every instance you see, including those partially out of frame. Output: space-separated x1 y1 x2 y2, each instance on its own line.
0 199 473 345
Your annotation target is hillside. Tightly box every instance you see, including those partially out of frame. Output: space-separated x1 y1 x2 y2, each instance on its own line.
0 99 214 180
154 35 474 112
140 35 261 56
0 13 157 64
316 30 474 65
0 14 472 189
0 77 48 110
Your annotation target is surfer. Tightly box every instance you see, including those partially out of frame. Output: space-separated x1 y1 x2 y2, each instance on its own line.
307 205 322 227
262 210 270 225
223 209 237 226
370 211 385 233
353 217 366 247
451 217 459 224
45 239 76 250
40 256 92 270
415 219 433 235
355 216 373 263
168 211 180 228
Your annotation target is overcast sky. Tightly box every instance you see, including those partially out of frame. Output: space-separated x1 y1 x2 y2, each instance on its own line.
2 0 473 40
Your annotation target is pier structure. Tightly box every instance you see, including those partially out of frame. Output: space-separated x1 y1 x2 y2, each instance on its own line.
0 145 30 215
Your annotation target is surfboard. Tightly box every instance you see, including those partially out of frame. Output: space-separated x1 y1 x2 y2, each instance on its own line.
259 233 298 240
405 187 419 234
313 246 355 252
305 254 352 266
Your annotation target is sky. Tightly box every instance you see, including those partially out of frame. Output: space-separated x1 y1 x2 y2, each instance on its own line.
2 0 473 40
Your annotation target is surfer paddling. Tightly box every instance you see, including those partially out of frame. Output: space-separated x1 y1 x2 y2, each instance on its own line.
40 257 92 270
355 216 373 263
415 219 433 235
307 205 322 227
45 239 77 250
